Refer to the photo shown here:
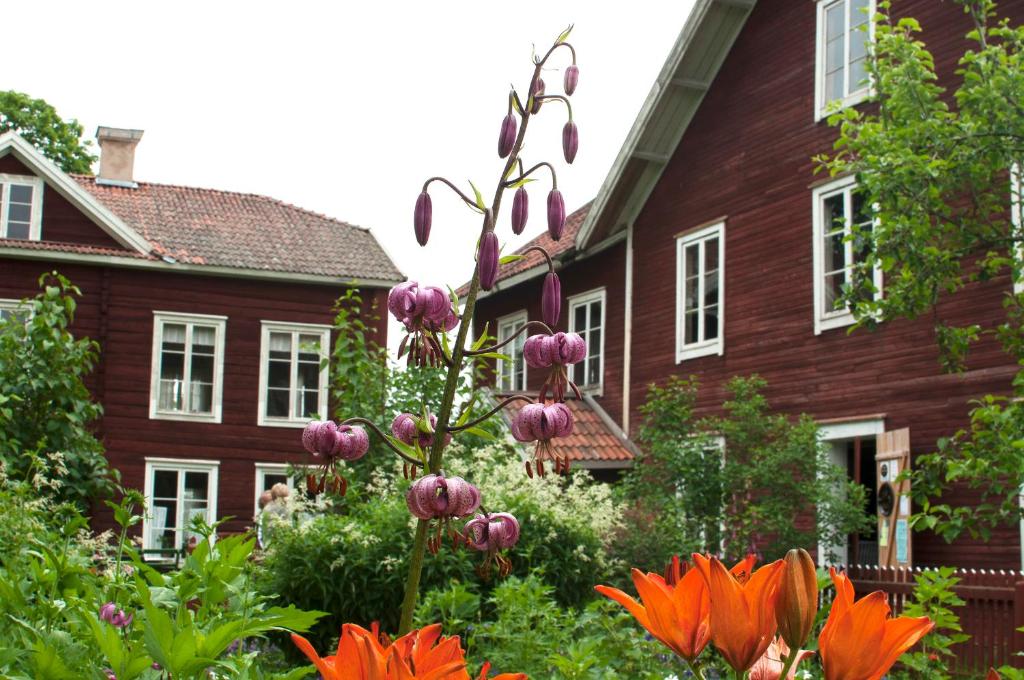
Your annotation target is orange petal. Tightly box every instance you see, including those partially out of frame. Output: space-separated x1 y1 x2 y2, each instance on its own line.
869 615 934 680
595 582 653 632
821 591 889 680
291 633 340 680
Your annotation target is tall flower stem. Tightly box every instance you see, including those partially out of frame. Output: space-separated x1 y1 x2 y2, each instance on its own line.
396 53 551 635
776 651 798 680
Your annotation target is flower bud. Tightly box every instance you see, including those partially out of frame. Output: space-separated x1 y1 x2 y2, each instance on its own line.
542 272 561 326
562 121 578 164
564 64 579 95
531 78 545 114
498 113 517 159
776 548 818 651
547 189 566 240
479 231 499 291
511 187 529 235
414 191 432 246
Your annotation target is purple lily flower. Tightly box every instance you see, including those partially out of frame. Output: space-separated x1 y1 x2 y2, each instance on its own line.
99 602 117 624
301 420 370 496
391 412 451 450
522 332 586 403
388 281 459 367
463 512 521 578
406 472 481 521
511 401 575 476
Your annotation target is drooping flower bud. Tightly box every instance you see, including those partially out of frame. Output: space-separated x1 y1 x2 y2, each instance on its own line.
498 113 517 159
464 512 521 551
562 121 578 164
479 231 499 291
511 187 529 235
391 412 451 449
547 189 566 240
776 548 818 651
542 271 561 326
406 473 481 520
531 78 545 114
414 191 432 246
564 64 579 95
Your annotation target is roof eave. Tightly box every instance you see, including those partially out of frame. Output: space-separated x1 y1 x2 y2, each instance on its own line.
576 0 757 250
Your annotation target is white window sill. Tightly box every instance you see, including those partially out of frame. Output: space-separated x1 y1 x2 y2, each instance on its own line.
815 310 856 335
816 87 872 122
149 410 222 424
676 341 723 363
258 417 312 429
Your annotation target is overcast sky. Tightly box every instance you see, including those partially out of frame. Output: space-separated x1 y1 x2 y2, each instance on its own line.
7 1 695 291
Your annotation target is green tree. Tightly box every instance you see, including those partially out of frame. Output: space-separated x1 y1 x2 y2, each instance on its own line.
0 272 112 507
818 0 1024 540
0 90 96 173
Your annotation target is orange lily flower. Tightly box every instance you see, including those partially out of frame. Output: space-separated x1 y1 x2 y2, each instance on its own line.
748 637 814 680
818 568 933 680
594 554 757 663
692 553 785 673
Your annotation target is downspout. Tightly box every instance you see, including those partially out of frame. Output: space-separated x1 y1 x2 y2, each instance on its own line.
622 222 634 435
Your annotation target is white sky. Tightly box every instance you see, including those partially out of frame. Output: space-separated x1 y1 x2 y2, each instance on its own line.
7 1 694 291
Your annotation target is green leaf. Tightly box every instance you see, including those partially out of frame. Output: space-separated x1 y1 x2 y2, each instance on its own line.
499 255 525 265
461 426 497 440
469 180 486 212
556 25 574 44
508 176 537 190
472 323 491 351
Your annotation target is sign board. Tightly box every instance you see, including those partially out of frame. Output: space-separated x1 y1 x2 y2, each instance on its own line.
876 428 912 568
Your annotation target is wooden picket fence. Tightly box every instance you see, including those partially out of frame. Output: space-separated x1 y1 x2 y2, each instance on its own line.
838 564 1024 673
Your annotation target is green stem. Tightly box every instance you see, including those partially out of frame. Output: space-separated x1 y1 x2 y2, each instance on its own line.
395 54 547 635
777 649 798 680
684 658 707 680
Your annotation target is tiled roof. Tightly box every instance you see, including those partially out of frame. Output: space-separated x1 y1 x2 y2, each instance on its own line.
456 202 590 296
73 176 404 282
0 238 153 259
501 393 636 466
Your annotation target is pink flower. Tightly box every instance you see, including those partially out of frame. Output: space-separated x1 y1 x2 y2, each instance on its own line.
749 638 814 680
406 472 481 520
521 332 586 402
511 402 574 476
387 282 457 333
300 420 370 497
99 602 133 629
464 512 521 578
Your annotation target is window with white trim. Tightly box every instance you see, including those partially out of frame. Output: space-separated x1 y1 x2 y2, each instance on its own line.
254 463 296 516
676 221 724 362
496 311 527 392
150 312 227 422
815 0 874 120
0 298 30 325
258 322 330 427
568 288 605 391
812 176 882 334
143 458 219 555
0 174 43 240
1012 162 1023 295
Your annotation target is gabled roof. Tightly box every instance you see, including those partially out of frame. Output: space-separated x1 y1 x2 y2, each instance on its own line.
501 393 638 469
576 0 756 249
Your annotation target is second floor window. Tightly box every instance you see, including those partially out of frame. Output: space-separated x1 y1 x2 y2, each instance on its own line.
0 174 43 240
496 311 527 392
258 322 330 426
816 0 874 119
150 312 226 422
568 289 605 390
676 221 725 362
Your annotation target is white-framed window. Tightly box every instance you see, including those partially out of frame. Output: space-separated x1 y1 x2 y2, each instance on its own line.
149 311 227 423
812 176 882 334
676 221 725 362
815 0 875 120
258 321 330 427
1012 162 1023 295
496 311 528 392
0 174 44 240
0 298 30 325
568 288 606 392
143 458 219 556
254 462 297 517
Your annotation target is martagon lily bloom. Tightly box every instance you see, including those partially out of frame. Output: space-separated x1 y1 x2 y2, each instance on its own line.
389 282 460 367
464 512 521 578
594 555 756 666
302 420 371 495
510 402 574 476
291 623 525 680
692 553 785 673
818 568 933 680
523 332 585 402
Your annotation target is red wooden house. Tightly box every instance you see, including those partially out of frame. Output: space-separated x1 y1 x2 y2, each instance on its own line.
0 127 402 553
471 0 1024 571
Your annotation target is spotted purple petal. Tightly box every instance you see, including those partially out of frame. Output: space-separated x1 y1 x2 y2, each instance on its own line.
336 425 369 461
464 512 521 551
523 334 552 369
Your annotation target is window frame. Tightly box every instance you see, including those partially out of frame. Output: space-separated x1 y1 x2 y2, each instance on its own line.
0 298 31 325
253 462 296 517
675 220 725 362
142 457 220 558
496 310 528 392
812 175 883 335
567 287 607 394
1012 162 1023 296
257 321 331 428
0 173 44 241
149 311 227 423
814 0 876 122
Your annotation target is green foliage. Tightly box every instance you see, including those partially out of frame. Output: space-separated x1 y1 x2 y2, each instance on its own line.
619 375 871 567
260 442 623 649
0 474 323 679
892 568 969 680
0 90 97 173
818 0 1024 540
0 272 112 507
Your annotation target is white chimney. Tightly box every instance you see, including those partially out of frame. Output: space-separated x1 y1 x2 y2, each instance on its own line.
96 126 144 187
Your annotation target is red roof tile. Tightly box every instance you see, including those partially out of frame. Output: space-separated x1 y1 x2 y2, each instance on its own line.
501 393 636 466
0 238 153 259
73 176 403 282
456 202 590 296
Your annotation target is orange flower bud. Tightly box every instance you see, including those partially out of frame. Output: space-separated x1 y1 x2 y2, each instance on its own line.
776 548 818 651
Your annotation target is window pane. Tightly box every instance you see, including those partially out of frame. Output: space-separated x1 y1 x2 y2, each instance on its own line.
588 301 602 329
263 473 289 491
704 270 719 307
825 272 846 311
190 383 213 414
849 57 867 90
825 70 844 102
154 469 178 498
826 2 845 40
184 471 209 500
298 334 321 357
192 326 215 354
685 278 699 310
267 388 289 417
159 379 183 411
297 361 320 390
298 389 319 418
7 203 30 223
9 184 33 204
5 222 29 240
704 237 718 273
269 332 291 357
827 232 846 273
268 360 291 389
685 310 699 345
587 356 600 386
826 36 845 77
573 304 586 332
162 323 186 348
685 244 699 278
705 304 719 340
851 0 870 26
191 354 213 384
152 499 178 549
824 194 845 233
